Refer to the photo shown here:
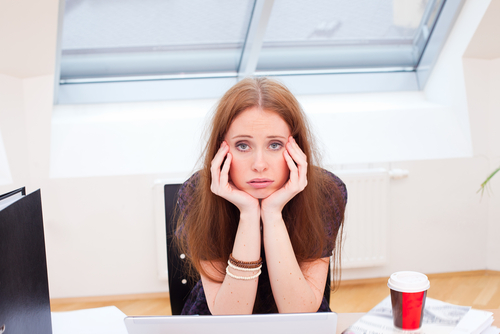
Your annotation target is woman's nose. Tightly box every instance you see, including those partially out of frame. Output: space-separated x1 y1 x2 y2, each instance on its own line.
251 151 268 172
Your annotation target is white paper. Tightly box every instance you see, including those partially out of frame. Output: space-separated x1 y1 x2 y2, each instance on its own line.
481 327 500 334
451 309 494 334
343 296 491 334
51 306 128 334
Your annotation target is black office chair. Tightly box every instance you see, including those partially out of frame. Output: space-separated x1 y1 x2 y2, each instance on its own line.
324 264 332 304
164 184 196 315
164 184 332 315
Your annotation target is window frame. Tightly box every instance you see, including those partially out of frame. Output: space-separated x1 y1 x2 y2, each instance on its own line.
53 0 465 105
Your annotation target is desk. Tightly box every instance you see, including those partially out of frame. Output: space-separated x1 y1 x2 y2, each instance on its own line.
51 307 500 334
336 309 500 334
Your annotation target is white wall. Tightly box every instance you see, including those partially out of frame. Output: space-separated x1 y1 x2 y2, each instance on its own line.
41 174 170 296
0 0 59 78
341 0 498 280
341 157 491 280
0 0 499 299
485 57 500 270
49 91 473 179
0 133 11 186
461 0 500 272
49 100 212 178
0 74 27 187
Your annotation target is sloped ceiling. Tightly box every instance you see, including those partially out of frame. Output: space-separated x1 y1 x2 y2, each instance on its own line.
0 0 59 78
464 0 500 59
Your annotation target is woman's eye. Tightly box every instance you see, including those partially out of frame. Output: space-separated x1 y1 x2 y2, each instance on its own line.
236 143 249 151
269 142 282 150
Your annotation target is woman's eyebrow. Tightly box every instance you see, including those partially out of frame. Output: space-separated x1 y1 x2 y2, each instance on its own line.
231 135 287 140
231 135 253 139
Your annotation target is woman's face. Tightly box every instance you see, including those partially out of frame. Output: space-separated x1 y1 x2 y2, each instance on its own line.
224 107 291 199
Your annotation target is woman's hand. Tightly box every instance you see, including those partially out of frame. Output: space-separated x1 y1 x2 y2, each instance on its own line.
261 136 308 218
210 141 260 213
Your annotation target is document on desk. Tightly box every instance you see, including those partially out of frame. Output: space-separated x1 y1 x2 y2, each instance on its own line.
343 296 495 334
51 306 128 334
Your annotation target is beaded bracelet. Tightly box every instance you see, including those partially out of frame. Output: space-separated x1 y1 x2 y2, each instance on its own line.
225 266 261 280
228 253 263 268
229 253 263 265
227 260 262 272
228 262 262 269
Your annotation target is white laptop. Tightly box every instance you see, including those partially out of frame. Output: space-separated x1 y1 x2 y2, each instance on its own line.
124 312 337 334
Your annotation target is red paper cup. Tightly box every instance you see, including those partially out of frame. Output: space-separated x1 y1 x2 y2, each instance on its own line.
387 271 430 330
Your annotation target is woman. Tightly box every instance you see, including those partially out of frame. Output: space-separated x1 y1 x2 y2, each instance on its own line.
175 77 347 315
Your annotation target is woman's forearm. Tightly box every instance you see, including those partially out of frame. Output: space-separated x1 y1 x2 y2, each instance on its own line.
203 209 262 315
262 212 327 313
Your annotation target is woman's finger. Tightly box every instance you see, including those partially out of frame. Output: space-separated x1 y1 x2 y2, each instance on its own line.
287 137 307 163
284 150 299 185
285 138 308 188
210 142 228 190
219 152 232 187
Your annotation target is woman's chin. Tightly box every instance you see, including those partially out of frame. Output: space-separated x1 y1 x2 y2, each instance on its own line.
244 188 276 200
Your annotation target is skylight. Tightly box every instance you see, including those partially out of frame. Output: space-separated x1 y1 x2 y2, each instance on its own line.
54 0 463 104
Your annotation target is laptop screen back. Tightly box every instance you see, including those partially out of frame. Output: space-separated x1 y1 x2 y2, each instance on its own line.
124 312 337 334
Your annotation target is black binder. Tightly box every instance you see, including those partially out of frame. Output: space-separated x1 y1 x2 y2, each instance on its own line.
0 188 52 334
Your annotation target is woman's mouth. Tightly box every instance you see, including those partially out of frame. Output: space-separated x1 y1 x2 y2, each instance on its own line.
247 178 274 189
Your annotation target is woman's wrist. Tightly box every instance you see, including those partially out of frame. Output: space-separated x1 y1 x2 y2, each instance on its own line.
239 206 261 222
260 208 283 225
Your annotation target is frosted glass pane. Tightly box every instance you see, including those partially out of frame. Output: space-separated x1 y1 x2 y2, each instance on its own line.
62 0 254 49
60 0 254 78
263 0 427 43
257 0 437 71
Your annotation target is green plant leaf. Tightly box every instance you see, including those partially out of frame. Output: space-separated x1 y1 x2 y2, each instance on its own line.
478 166 500 196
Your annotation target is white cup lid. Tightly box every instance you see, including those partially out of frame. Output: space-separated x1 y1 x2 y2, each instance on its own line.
387 271 430 293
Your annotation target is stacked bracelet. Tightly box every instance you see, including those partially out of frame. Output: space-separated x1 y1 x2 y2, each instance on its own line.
228 253 263 269
225 266 261 280
227 260 262 272
225 253 263 280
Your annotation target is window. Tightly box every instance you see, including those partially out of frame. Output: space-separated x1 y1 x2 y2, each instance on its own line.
54 0 465 104
258 0 439 73
59 0 254 81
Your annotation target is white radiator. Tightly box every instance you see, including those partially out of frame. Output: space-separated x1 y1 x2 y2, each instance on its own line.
333 168 390 268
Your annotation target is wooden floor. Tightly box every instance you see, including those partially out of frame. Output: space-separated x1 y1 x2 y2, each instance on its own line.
330 270 500 313
51 270 500 316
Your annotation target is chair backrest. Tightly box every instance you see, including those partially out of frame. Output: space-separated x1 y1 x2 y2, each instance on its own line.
164 184 196 315
324 263 331 304
164 183 332 314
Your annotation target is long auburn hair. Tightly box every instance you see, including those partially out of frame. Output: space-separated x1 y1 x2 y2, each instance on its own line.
175 77 345 290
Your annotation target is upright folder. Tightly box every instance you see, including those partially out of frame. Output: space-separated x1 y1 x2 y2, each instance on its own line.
0 188 52 334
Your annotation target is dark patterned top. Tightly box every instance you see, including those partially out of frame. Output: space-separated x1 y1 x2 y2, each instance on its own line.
176 169 347 315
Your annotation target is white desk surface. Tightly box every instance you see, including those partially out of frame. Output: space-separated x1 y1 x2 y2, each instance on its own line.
50 307 500 334
336 309 500 334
